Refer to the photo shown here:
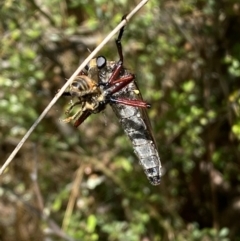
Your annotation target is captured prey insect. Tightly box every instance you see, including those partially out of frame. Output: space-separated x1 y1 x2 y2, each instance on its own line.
62 25 162 185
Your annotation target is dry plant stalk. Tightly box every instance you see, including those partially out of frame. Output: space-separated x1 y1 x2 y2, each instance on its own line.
0 0 149 175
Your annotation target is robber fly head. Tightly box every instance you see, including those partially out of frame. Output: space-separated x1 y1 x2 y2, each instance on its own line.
85 56 106 71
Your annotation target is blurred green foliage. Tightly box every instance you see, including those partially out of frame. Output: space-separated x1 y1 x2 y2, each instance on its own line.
1 0 240 240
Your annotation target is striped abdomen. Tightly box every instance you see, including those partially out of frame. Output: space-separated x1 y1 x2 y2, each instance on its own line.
69 75 99 97
111 82 162 185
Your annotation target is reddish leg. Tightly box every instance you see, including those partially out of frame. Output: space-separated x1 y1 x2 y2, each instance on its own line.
104 22 150 109
107 22 125 85
106 75 150 109
108 74 135 94
110 97 150 108
74 110 91 128
108 62 123 85
106 74 150 108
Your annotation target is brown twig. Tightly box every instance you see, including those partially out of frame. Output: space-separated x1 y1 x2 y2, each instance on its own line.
62 164 85 231
0 0 149 175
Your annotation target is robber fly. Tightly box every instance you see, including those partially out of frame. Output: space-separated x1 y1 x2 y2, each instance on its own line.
62 24 162 185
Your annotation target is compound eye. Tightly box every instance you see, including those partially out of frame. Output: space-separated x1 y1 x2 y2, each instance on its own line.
96 56 106 69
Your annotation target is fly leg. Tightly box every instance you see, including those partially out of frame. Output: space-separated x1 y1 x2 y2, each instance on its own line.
109 97 150 108
115 15 127 62
63 108 83 123
106 17 126 85
63 100 99 125
73 99 103 127
103 74 151 108
109 19 150 108
65 100 82 114
73 111 91 127
104 20 135 90
71 100 99 126
62 100 84 123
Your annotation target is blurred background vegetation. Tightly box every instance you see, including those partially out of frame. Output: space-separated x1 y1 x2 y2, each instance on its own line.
0 0 240 240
